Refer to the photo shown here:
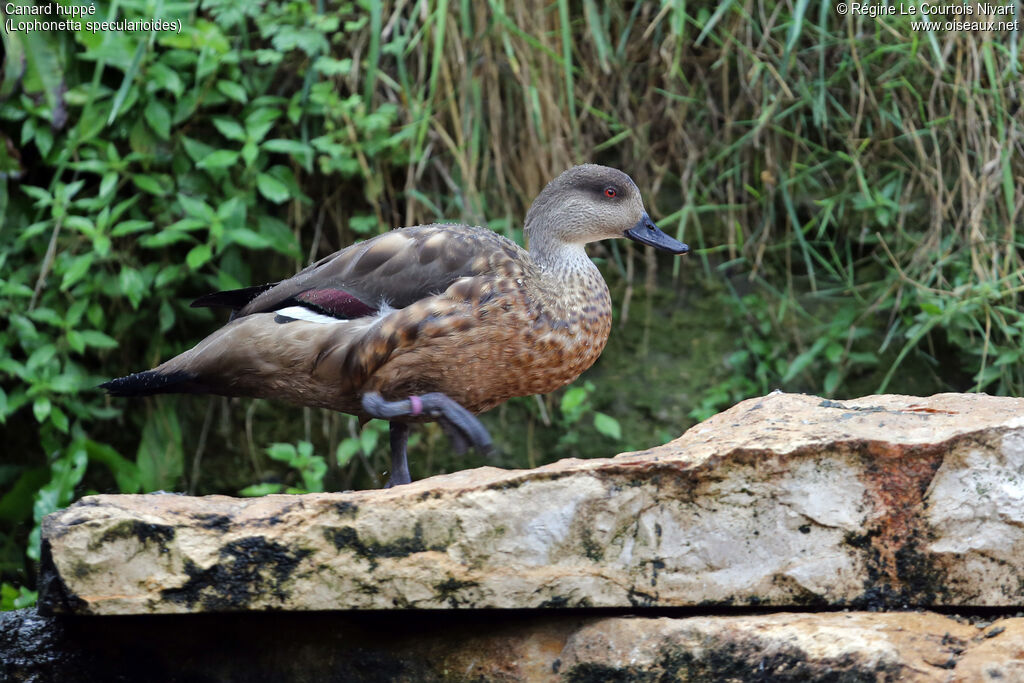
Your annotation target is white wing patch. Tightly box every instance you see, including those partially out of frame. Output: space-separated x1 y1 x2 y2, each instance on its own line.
275 306 347 325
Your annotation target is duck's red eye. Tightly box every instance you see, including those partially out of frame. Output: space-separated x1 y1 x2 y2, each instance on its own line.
604 187 617 198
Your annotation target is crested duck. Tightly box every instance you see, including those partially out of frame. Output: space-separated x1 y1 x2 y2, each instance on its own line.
103 164 689 487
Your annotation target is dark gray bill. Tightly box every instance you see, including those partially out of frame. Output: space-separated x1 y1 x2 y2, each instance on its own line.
624 213 689 254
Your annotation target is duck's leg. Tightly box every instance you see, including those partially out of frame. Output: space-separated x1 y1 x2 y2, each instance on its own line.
362 392 493 479
387 422 411 488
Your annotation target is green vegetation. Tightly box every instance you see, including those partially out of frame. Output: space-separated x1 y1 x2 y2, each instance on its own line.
1 1 1020 606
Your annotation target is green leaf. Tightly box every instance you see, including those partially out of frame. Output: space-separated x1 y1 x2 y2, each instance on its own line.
241 141 258 167
257 173 290 203
119 267 147 309
349 214 378 234
132 174 171 196
0 580 36 609
21 185 52 205
68 159 109 174
16 221 52 244
60 253 95 291
253 50 283 66
593 412 622 440
848 352 878 366
782 338 828 383
336 439 360 467
995 349 1022 366
107 39 148 124
140 229 191 248
144 100 172 139
302 456 326 493
34 124 54 158
197 150 239 170
64 215 96 235
29 447 88 560
255 215 301 258
49 405 69 433
226 228 271 249
48 374 80 393
262 139 312 155
159 300 175 333
148 61 184 98
137 404 183 492
178 193 215 221
560 386 588 414
186 244 212 270
66 329 85 354
825 343 843 364
165 218 208 233
85 439 141 493
240 483 284 497
87 302 104 328
360 425 379 455
13 587 37 609
212 117 246 142
0 358 25 379
11 314 39 342
0 466 48 523
26 344 56 371
217 196 246 223
27 307 62 327
59 181 86 203
266 442 297 463
1 17 26 100
265 165 308 204
66 300 87 326
79 330 118 349
217 80 248 103
314 57 352 76
99 173 118 198
155 264 184 288
110 195 141 223
129 117 156 155
33 397 51 423
824 368 841 395
111 220 154 236
181 136 214 163
244 107 281 132
92 233 112 257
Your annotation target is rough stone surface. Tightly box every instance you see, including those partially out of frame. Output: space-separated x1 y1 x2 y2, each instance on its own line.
4 608 1024 682
556 612 1024 682
39 392 1024 614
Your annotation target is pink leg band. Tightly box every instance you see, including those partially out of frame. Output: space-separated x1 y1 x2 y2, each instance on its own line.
409 395 423 416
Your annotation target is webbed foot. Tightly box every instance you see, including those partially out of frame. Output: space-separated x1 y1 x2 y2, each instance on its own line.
362 392 493 487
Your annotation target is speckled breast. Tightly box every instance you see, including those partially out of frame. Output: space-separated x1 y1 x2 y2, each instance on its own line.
360 268 614 415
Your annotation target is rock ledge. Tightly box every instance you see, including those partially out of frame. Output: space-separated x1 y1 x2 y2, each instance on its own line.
5 608 1024 682
39 392 1024 615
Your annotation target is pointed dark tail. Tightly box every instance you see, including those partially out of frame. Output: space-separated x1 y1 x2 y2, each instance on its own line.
99 369 199 397
190 283 277 310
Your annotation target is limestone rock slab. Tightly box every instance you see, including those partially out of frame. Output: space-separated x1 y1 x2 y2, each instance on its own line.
5 608 1024 681
555 612 1024 682
39 392 1024 614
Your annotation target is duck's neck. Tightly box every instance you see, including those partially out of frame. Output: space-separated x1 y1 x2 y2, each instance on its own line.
526 229 599 278
524 228 613 385
526 229 611 322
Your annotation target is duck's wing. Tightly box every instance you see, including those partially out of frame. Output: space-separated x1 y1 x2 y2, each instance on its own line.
191 224 525 322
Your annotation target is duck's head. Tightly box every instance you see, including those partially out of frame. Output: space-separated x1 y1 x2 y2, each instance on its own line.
525 164 689 256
